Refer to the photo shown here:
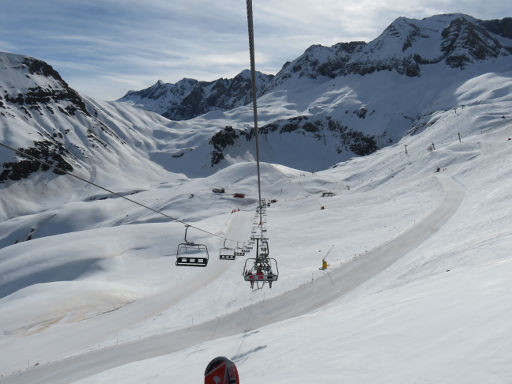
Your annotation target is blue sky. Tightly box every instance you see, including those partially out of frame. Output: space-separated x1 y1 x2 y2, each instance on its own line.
0 0 509 100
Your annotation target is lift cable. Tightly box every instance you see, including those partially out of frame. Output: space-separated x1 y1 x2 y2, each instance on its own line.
0 141 240 242
246 0 263 227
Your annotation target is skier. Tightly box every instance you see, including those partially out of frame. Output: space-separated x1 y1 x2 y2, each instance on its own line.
247 270 254 288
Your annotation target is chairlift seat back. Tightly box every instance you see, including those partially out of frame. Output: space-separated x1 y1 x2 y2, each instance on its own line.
219 246 235 261
243 272 278 282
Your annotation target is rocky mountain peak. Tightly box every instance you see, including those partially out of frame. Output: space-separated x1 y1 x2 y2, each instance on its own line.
118 70 273 120
0 52 90 118
267 14 512 89
441 16 505 67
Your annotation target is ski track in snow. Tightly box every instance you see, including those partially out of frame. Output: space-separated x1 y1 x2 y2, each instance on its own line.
0 175 464 384
0 210 253 381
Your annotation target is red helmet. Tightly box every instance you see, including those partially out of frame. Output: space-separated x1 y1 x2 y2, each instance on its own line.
205 356 239 384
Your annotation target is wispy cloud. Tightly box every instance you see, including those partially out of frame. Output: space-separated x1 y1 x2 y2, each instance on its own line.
0 0 509 100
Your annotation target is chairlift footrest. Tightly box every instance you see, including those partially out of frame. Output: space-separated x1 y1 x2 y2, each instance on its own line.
176 257 208 267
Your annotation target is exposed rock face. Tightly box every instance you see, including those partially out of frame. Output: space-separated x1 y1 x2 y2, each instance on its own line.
441 17 504 68
208 116 378 166
0 141 73 182
119 70 273 120
480 18 512 39
209 126 241 165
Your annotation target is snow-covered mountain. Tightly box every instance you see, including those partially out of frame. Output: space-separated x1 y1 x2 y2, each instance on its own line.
268 14 512 87
118 70 273 120
0 51 190 219
119 14 512 113
110 14 512 178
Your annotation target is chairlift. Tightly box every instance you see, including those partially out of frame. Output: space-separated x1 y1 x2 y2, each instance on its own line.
250 235 268 242
235 242 245 257
242 239 278 288
219 239 236 261
243 259 278 288
175 225 209 267
259 240 269 257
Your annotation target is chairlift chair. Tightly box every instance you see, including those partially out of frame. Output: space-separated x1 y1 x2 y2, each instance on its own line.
234 242 245 257
242 238 277 288
219 239 236 261
242 257 278 289
259 240 269 257
250 235 268 242
175 225 209 267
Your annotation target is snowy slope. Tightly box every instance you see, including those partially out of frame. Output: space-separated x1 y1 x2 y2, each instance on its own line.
0 58 511 384
0 52 189 221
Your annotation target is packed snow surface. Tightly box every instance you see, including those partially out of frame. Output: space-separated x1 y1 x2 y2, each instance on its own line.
1 70 512 383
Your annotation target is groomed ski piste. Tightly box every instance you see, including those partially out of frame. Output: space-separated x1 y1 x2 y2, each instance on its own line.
1 72 512 383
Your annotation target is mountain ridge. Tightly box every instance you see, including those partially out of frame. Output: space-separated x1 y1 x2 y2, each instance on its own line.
118 14 512 122
119 69 273 120
267 14 512 89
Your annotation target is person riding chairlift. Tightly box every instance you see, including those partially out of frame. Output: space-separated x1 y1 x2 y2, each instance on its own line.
267 270 274 288
246 270 255 288
256 266 264 280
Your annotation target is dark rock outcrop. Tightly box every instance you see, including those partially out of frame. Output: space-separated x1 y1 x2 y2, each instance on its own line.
0 141 73 182
208 116 378 166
